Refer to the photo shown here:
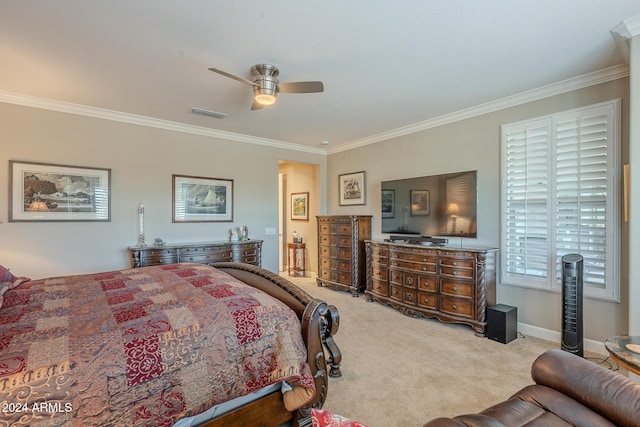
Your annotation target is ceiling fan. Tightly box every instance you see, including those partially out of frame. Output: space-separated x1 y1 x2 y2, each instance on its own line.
208 64 324 110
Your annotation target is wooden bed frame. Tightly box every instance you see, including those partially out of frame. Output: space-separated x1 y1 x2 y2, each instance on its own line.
200 262 342 427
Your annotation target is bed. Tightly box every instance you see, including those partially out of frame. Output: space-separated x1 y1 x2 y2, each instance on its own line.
0 262 341 427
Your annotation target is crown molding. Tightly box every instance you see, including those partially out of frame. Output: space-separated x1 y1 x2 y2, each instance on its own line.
327 63 630 154
0 91 327 155
0 63 629 157
611 15 640 62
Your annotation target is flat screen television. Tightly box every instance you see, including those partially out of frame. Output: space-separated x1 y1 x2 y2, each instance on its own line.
381 170 477 237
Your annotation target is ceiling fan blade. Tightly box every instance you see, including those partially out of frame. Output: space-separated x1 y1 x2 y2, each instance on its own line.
277 81 324 94
208 67 259 87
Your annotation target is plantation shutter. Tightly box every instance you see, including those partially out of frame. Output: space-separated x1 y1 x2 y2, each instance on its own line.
500 100 619 301
502 119 551 289
553 104 615 296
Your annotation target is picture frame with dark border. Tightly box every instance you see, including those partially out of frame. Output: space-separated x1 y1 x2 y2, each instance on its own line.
291 192 309 221
381 189 395 218
339 171 366 206
9 160 111 222
172 174 233 222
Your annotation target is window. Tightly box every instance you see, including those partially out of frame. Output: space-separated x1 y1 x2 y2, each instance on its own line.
500 100 620 301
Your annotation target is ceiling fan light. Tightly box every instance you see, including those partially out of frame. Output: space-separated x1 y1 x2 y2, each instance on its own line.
255 93 276 105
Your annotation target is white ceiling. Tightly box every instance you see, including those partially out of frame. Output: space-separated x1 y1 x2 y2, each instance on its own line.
1 1 639 153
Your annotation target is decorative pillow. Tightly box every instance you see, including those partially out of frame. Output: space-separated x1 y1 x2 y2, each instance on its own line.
0 265 30 308
311 408 368 427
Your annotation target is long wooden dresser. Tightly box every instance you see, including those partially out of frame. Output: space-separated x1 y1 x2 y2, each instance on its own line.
317 215 372 296
365 240 497 335
129 240 262 268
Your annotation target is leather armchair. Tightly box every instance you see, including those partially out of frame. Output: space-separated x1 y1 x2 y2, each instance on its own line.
424 348 640 426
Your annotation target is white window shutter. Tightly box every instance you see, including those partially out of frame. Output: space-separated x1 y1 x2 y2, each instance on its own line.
501 118 551 289
501 100 619 301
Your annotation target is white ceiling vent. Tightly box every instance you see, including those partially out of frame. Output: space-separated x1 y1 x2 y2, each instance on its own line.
191 107 227 119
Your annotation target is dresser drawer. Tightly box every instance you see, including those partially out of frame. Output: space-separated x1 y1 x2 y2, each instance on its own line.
402 272 418 288
369 245 389 259
338 260 351 272
440 280 473 298
440 266 474 280
440 296 473 318
390 284 402 301
390 270 402 285
319 268 337 282
233 245 259 258
140 248 178 265
370 279 388 296
337 271 352 286
181 252 232 263
418 291 437 309
439 258 474 269
391 250 437 263
403 288 417 305
390 260 437 273
337 247 353 259
319 246 338 258
418 275 437 291
371 266 388 281
320 257 338 271
337 224 352 235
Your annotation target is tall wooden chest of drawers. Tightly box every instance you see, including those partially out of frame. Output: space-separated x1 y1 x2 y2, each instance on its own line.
365 240 497 335
316 215 372 296
129 240 262 268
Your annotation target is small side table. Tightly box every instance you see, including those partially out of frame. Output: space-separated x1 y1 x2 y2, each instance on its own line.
287 242 306 277
605 335 640 375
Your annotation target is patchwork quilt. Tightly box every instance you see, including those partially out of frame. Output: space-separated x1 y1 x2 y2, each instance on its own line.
0 263 315 426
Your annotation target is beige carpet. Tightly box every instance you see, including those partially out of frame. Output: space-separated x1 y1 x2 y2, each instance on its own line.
284 274 610 427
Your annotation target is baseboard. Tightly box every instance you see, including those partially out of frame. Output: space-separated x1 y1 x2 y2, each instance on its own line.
517 322 607 356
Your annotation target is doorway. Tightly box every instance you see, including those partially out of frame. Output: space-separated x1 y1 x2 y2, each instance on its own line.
278 161 320 276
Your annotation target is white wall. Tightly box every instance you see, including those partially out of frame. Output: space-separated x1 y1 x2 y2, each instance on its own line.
327 79 630 343
0 103 325 279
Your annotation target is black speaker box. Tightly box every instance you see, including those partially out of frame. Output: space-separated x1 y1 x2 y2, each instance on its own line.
487 304 517 344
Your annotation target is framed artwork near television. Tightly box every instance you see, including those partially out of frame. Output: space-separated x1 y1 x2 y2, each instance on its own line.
410 190 430 216
291 192 309 221
172 174 233 222
339 171 366 206
381 189 395 218
9 160 111 222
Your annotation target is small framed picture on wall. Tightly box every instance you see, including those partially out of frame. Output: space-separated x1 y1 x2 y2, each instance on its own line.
291 192 309 221
339 171 366 206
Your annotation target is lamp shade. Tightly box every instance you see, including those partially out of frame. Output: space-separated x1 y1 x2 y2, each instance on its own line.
446 202 460 216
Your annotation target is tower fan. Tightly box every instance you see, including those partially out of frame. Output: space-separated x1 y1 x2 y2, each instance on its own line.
561 254 584 357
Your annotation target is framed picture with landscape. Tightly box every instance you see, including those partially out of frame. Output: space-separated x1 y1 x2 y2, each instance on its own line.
291 192 309 221
172 174 233 222
9 160 111 222
339 171 366 206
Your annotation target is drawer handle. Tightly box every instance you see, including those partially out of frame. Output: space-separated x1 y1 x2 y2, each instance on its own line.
424 298 429 303
452 261 457 266
406 277 413 285
452 304 457 310
407 294 413 301
422 267 427 271
452 271 457 276
452 286 457 292
422 258 427 262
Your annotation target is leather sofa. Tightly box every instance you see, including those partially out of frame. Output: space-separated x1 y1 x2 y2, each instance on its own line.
424 348 640 427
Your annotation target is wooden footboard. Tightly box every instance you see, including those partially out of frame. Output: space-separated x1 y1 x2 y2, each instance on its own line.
210 262 342 426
